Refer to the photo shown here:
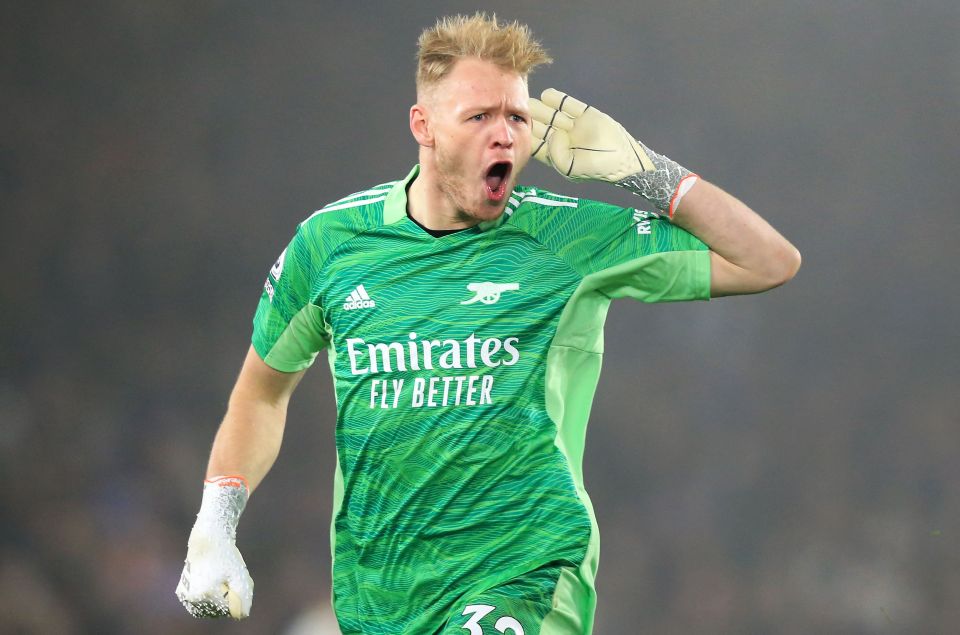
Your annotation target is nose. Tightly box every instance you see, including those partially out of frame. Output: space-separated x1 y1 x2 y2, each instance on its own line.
491 116 513 148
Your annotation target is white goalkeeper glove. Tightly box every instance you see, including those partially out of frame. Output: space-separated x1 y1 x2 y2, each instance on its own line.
175 476 254 619
529 88 699 218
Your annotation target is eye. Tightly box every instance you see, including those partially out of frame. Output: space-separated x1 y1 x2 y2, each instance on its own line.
511 114 527 124
469 113 485 122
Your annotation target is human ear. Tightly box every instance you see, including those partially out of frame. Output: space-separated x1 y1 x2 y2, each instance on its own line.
409 103 434 148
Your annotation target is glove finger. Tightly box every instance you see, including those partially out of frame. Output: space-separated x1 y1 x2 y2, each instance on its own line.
185 598 230 619
529 97 575 132
530 123 552 165
177 575 231 618
540 89 589 118
529 98 555 126
547 128 576 177
221 582 248 619
531 119 550 142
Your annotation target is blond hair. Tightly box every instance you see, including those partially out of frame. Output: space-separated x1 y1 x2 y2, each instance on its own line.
416 13 552 94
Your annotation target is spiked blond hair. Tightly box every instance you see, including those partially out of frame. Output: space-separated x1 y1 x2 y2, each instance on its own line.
416 13 552 95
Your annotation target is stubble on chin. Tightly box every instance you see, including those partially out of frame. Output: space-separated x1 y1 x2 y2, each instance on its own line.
435 146 479 222
433 144 511 223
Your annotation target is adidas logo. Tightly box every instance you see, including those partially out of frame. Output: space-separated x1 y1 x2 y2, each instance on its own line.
343 284 376 311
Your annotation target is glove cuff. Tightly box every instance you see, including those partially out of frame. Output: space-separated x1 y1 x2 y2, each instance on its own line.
614 141 698 218
196 475 249 540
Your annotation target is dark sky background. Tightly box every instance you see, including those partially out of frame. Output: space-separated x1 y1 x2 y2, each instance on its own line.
2 1 958 633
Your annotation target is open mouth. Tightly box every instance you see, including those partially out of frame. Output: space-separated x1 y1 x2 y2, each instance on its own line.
484 161 512 201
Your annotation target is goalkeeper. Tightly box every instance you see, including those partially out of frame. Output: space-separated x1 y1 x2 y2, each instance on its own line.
176 13 799 634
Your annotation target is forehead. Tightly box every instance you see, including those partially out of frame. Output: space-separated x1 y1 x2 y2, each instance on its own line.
431 58 529 110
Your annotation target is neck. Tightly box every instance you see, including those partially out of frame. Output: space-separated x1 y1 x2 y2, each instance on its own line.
407 158 478 231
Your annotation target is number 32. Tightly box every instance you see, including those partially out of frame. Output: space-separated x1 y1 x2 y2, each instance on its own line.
461 604 524 635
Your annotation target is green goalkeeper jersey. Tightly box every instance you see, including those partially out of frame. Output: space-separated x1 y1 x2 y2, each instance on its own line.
252 166 710 634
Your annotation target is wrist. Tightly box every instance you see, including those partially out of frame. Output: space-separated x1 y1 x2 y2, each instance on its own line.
195 475 249 540
614 141 698 218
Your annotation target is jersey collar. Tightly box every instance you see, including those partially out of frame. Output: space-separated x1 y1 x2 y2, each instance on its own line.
382 165 420 225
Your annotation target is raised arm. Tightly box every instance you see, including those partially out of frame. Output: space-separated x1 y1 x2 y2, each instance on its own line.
176 345 305 620
529 89 800 297
671 179 800 297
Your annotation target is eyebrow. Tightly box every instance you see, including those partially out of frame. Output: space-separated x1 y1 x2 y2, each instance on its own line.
459 102 530 115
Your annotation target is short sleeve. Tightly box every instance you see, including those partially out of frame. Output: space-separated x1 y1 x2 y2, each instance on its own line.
522 194 711 303
251 223 331 372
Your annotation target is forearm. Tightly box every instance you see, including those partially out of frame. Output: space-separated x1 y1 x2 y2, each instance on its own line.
180 410 267 621
613 136 800 295
207 397 287 493
672 179 801 296
205 345 304 493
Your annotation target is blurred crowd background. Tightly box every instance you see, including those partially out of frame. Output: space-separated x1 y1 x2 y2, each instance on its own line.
2 1 958 633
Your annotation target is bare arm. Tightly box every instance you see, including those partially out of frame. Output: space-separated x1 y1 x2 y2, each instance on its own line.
206 345 306 493
671 179 801 297
176 345 304 619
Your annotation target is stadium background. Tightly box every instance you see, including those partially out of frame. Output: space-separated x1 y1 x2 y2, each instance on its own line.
2 1 957 633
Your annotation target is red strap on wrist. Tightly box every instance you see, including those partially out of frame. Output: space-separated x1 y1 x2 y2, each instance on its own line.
204 475 249 491
669 174 700 220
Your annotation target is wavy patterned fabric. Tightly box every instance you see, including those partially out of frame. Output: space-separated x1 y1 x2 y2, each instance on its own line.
252 166 709 634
